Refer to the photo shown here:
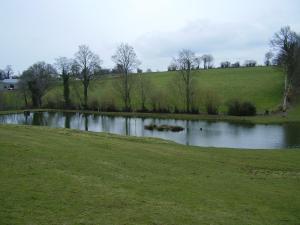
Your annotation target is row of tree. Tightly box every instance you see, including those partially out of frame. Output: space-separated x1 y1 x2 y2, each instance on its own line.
19 43 140 111
15 26 300 113
168 54 214 71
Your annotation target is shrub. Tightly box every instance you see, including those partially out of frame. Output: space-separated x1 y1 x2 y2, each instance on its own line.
99 96 117 112
204 91 221 115
227 99 256 116
88 97 100 111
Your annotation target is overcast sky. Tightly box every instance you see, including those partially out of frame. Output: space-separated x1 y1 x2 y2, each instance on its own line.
1 0 299 73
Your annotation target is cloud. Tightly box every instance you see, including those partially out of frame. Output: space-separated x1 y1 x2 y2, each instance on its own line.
135 20 278 70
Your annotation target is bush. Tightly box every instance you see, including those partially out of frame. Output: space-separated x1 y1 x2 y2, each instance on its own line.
88 97 100 111
99 96 117 112
227 99 256 116
204 91 221 115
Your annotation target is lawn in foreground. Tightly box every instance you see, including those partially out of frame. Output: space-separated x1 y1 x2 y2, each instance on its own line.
0 125 300 225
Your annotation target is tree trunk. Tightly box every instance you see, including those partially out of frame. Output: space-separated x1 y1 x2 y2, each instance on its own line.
282 74 289 112
63 73 70 109
124 71 130 111
84 84 88 110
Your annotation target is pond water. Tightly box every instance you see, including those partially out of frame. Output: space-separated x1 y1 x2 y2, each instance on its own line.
0 112 300 149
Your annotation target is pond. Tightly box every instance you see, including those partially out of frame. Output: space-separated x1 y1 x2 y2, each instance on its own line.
0 112 300 149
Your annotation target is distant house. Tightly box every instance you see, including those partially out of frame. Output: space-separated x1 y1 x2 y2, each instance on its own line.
0 78 19 91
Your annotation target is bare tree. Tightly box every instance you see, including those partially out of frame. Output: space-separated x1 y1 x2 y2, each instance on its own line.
74 45 101 109
4 65 14 79
264 51 274 66
194 56 202 70
271 26 300 111
173 49 197 113
202 54 214 69
55 57 73 108
244 60 257 67
0 70 5 80
206 55 214 68
168 61 177 71
18 78 30 108
221 61 231 68
20 62 57 107
112 43 140 111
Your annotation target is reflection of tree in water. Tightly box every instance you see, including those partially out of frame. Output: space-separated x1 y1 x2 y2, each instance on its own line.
84 114 89 131
32 112 44 126
47 112 57 126
24 111 30 124
283 124 300 148
64 113 75 129
125 117 130 136
185 120 190 146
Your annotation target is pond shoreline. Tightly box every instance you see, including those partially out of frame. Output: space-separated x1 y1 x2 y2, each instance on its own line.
1 111 299 149
0 108 298 125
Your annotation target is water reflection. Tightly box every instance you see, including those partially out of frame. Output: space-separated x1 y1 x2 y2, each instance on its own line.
0 112 299 149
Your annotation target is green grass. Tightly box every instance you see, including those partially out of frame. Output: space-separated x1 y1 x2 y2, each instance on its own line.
1 125 300 225
43 67 284 113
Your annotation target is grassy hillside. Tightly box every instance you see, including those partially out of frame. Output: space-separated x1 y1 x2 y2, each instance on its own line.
43 67 284 113
1 125 300 225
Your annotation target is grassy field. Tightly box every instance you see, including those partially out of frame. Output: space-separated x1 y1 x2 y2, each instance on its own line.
1 125 300 225
42 67 284 113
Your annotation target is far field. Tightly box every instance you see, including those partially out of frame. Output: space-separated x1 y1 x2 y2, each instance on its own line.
1 67 285 113
0 125 299 225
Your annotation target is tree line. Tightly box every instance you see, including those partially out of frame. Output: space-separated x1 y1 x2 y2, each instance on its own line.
2 26 300 115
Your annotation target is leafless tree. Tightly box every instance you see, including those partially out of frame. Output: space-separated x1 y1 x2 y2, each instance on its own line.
244 60 257 67
173 49 198 112
112 43 140 111
74 45 102 109
18 78 30 108
55 57 73 108
202 54 214 69
271 26 300 111
221 61 231 68
194 56 202 70
4 65 14 79
20 62 57 107
264 51 274 66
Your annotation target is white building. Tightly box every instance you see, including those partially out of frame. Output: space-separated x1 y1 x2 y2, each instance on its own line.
0 78 19 91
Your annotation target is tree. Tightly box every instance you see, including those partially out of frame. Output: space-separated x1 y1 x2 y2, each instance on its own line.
55 57 73 108
4 65 14 79
220 61 231 68
265 51 274 66
112 43 140 111
231 62 240 68
244 60 257 67
0 70 5 80
207 55 214 68
173 49 197 113
74 45 101 109
202 54 214 69
271 26 300 111
20 62 57 107
194 56 202 69
18 78 30 108
168 61 177 71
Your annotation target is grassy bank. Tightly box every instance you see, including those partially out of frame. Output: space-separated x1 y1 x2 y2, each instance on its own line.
2 67 284 113
0 125 299 225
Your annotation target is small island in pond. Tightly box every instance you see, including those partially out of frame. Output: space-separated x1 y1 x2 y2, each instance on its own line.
144 124 184 132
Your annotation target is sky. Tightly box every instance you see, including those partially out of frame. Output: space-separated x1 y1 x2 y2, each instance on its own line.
0 0 300 74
